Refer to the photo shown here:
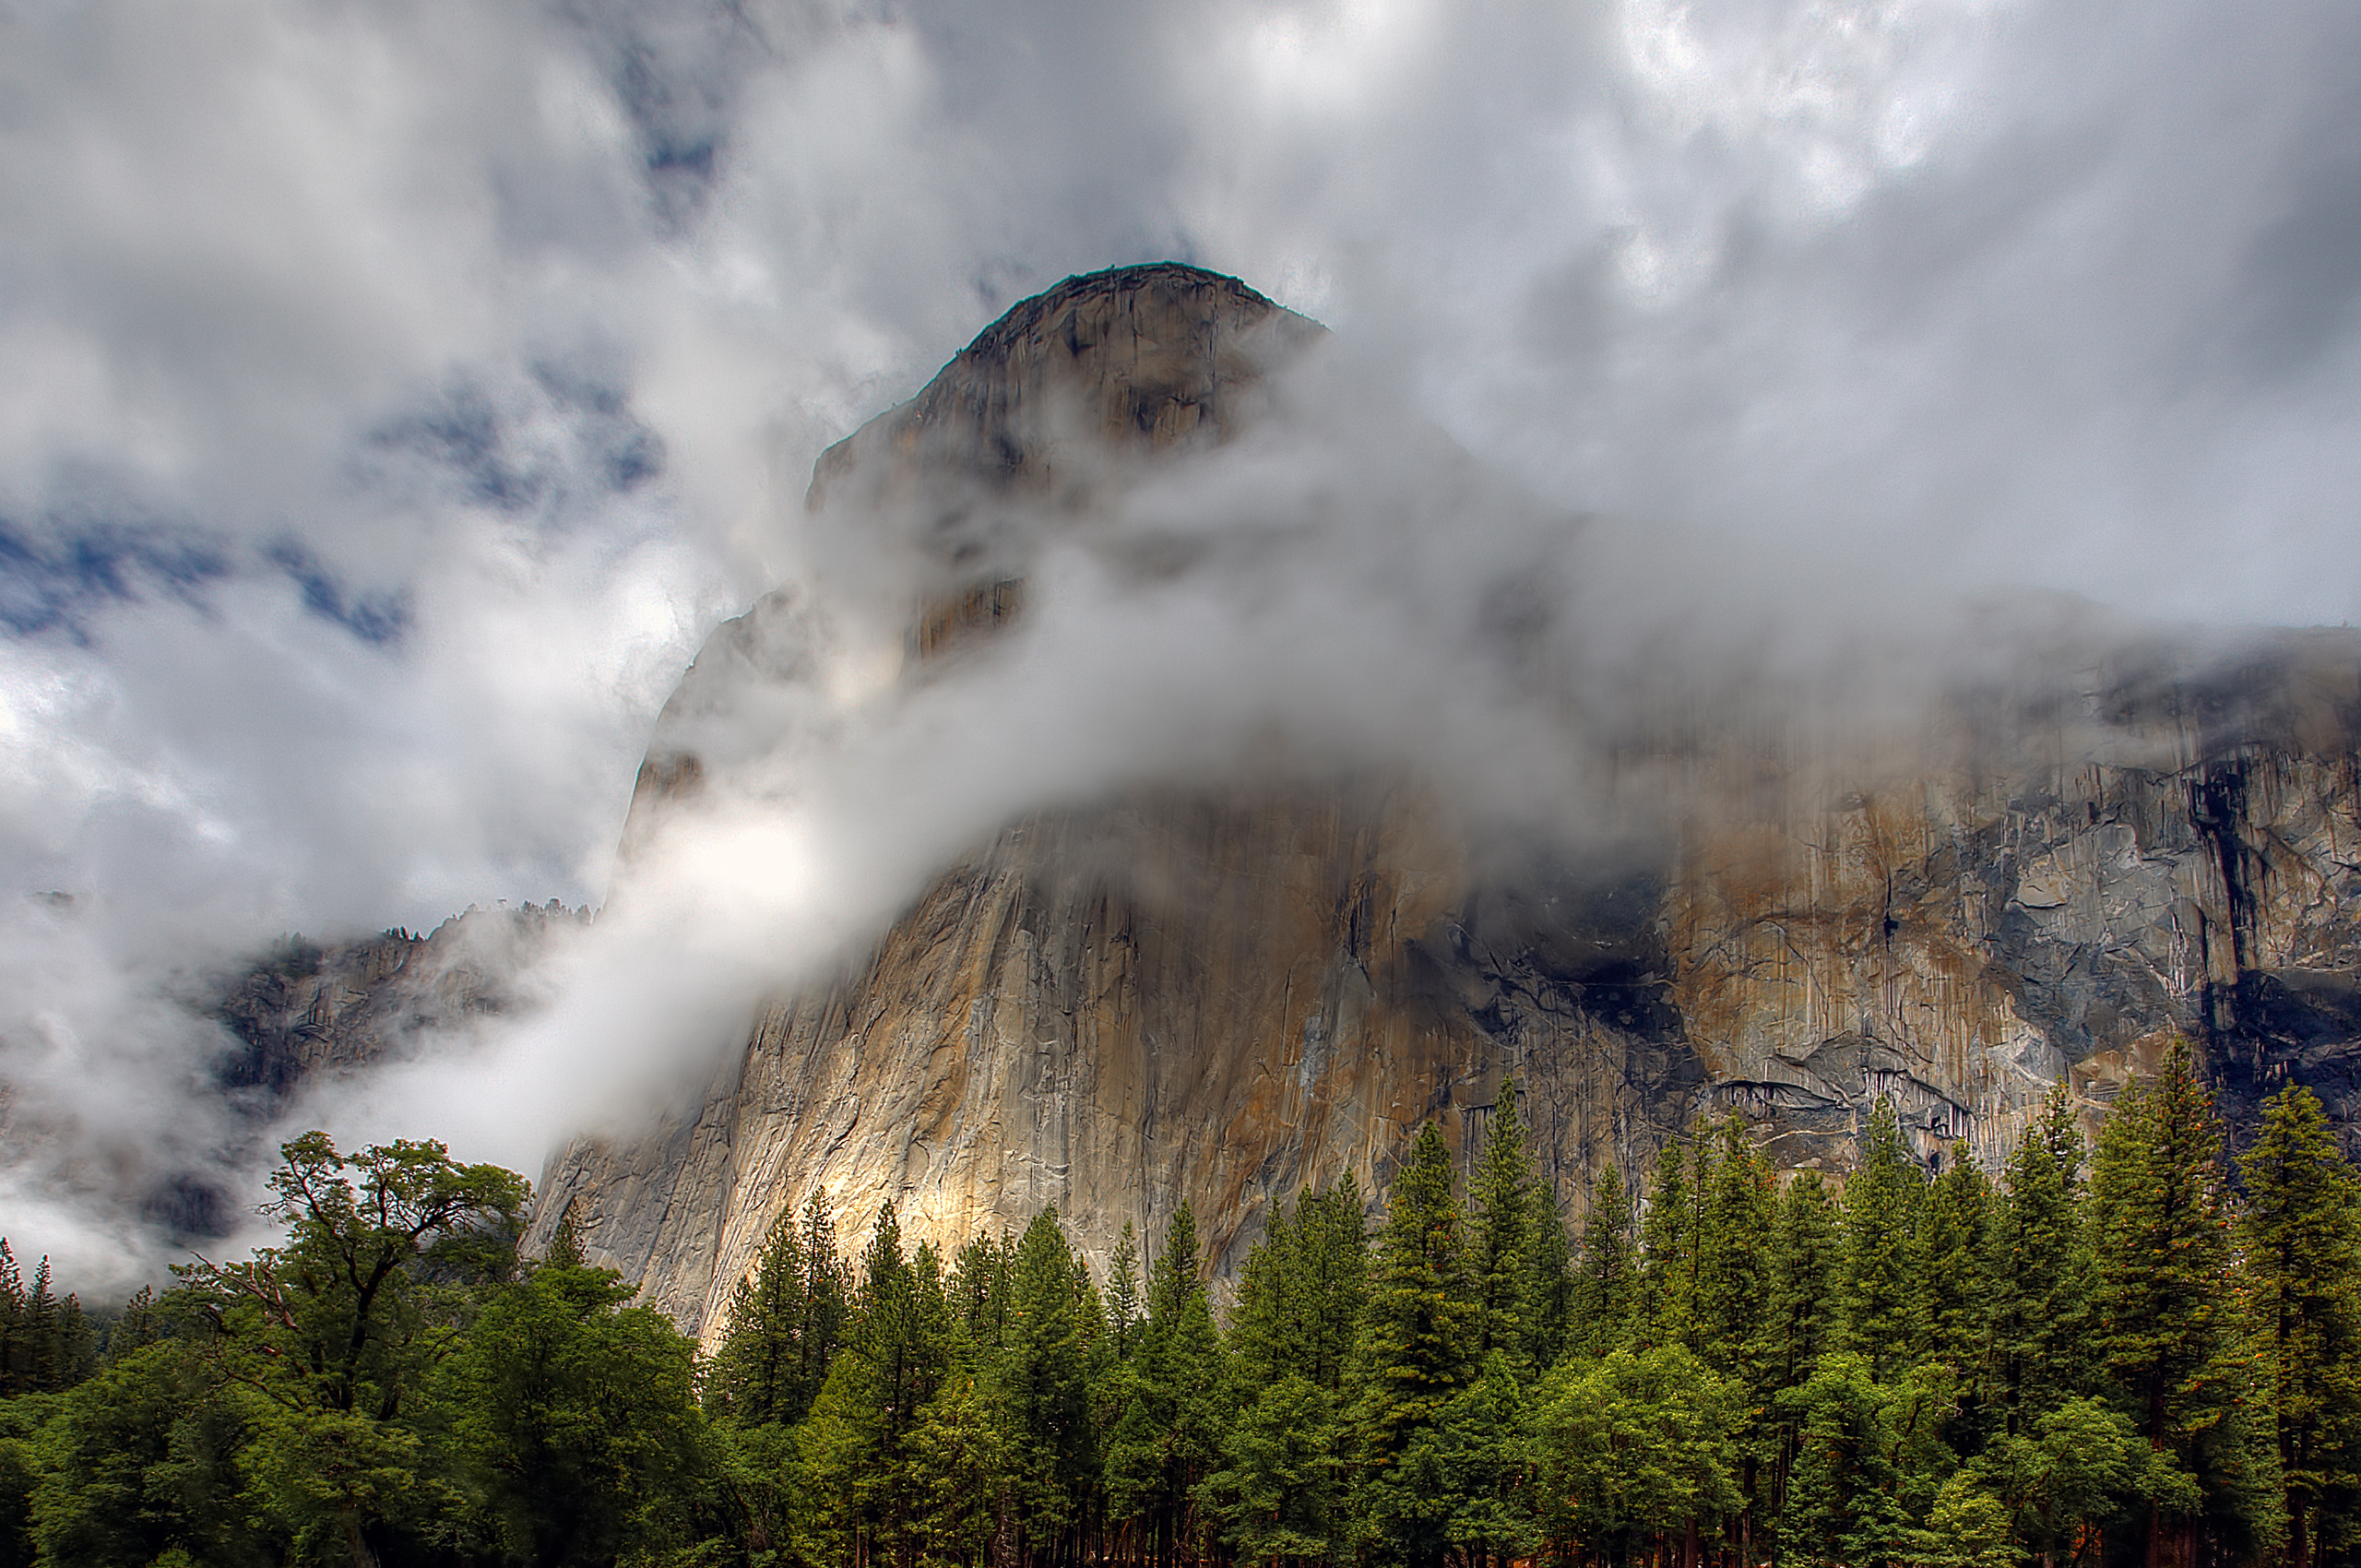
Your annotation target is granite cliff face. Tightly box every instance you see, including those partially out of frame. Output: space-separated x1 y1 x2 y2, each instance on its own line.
210 901 587 1120
527 264 2361 1334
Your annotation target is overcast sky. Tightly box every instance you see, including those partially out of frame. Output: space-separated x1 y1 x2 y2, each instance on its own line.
4 0 2358 1282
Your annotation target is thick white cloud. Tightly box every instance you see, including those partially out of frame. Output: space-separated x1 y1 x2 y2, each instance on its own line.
2 0 2358 1287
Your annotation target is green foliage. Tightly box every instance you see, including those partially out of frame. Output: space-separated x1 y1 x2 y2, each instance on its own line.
180 1132 528 1424
13 1065 2361 1568
1985 1087 2093 1431
1967 1394 2146 1563
1354 1124 1477 1458
1205 1183 1365 1564
1103 1203 1224 1562
1756 1169 1842 1393
1842 1099 1927 1381
1774 1350 1921 1568
1351 1124 1478 1568
2088 1046 2235 1438
2238 1083 2361 1565
706 1194 848 1431
164 1132 528 1562
1469 1081 1537 1376
27 1343 271 1568
1693 1116 1772 1381
796 1201 956 1566
240 1404 425 1566
439 1262 709 1565
1635 1135 1697 1349
1202 1372 1348 1563
705 1418 799 1566
1531 1342 1742 1562
1527 1178 1576 1371
1894 1474 2020 1568
1916 1143 1995 1381
1573 1164 1638 1359
1435 1350 1537 1567
1103 1222 1144 1362
905 1369 1011 1563
1002 1207 1096 1555
1236 1178 1370 1396
0 1243 96 1396
2087 1041 2278 1560
0 1396 37 1568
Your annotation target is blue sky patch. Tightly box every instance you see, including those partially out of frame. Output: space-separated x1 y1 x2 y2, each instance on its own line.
0 515 233 641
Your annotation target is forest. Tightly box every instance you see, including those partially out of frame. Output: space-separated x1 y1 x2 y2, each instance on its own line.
2 1039 2356 1568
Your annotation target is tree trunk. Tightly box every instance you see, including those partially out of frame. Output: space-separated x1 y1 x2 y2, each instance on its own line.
342 1514 378 1568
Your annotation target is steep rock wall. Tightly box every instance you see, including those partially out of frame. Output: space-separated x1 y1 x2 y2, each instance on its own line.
529 265 2361 1333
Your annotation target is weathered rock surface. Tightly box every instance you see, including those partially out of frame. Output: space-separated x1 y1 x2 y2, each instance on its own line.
107 903 585 1235
528 264 2361 1335
210 902 586 1115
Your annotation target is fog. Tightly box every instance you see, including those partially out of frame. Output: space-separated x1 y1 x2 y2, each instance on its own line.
3 0 2358 1289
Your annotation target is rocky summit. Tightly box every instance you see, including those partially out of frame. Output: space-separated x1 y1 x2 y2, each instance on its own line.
520 263 2361 1334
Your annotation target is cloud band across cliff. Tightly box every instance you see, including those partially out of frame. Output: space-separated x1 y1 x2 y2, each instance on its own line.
2 0 2359 1283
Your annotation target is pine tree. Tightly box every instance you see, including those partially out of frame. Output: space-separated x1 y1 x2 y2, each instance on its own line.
1693 1116 1773 1380
1469 1080 1537 1378
1528 1177 1577 1372
1756 1170 1842 1393
0 1243 20 1397
1206 1182 1368 1564
18 1262 53 1398
1636 1134 1698 1350
0 1255 95 1396
948 1229 1016 1351
705 1193 846 1430
1351 1123 1478 1568
103 1285 162 1364
1154 1204 1228 1561
2087 1039 2272 1566
1914 1143 1995 1407
1356 1124 1478 1452
1297 1177 1371 1393
442 1260 706 1565
1774 1352 1915 1568
904 1365 1013 1566
1002 1207 1095 1564
1104 1222 1145 1362
2237 1083 2361 1568
545 1197 587 1268
798 1199 951 1567
1438 1350 1538 1568
1530 1340 1744 1565
799 1194 850 1402
1573 1166 1638 1358
1986 1087 2092 1432
1841 1098 1926 1381
1752 1168 1845 1548
1201 1369 1347 1564
706 1204 811 1428
1227 1195 1301 1395
1688 1117 1774 1557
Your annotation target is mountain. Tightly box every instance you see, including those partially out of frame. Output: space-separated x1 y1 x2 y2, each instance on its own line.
515 262 2361 1333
